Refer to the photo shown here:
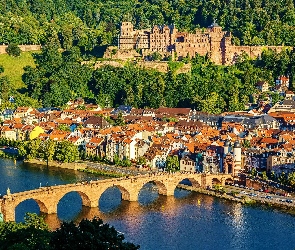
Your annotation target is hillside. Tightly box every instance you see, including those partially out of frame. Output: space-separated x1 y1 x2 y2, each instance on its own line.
1 0 295 49
0 52 37 89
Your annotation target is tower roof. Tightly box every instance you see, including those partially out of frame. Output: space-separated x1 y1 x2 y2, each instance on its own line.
209 20 221 28
224 140 230 147
234 140 241 148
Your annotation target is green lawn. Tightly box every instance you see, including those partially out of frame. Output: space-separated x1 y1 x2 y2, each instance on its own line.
0 51 38 89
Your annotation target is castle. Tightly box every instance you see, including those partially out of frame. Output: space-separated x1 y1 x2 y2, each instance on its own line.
117 22 287 65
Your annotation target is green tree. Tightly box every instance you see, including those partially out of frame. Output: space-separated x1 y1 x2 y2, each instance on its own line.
113 154 121 166
114 112 125 126
278 172 288 185
137 156 146 166
50 217 139 250
39 140 56 166
57 124 71 132
0 213 50 250
0 214 139 250
242 140 251 148
122 158 132 167
165 155 180 172
287 172 295 188
26 138 42 159
261 171 268 181
250 167 257 177
54 141 79 163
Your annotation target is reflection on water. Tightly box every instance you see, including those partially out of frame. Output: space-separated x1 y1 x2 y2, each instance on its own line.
2 159 295 250
43 189 199 230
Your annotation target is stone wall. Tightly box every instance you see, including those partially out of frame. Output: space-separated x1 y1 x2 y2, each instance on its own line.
0 45 41 54
224 45 288 65
92 60 191 74
24 159 87 171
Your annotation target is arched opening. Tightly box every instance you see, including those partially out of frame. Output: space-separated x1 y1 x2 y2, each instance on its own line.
175 178 200 198
225 178 234 185
138 181 161 206
15 198 47 222
57 191 90 222
212 178 222 186
99 185 130 213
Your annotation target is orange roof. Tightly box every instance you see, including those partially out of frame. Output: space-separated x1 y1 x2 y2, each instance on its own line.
89 137 103 144
13 123 23 129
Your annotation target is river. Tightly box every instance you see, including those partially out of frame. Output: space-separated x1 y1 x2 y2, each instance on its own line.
1 159 295 250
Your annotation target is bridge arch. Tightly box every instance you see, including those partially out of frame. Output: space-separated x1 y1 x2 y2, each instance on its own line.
12 197 49 222
15 197 49 214
136 180 168 205
211 177 222 186
99 184 133 202
225 177 234 185
178 177 201 188
56 191 93 221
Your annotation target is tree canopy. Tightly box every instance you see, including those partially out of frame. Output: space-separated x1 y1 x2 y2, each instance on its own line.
0 213 139 250
2 0 295 48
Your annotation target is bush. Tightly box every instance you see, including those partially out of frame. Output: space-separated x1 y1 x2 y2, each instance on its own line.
6 44 21 57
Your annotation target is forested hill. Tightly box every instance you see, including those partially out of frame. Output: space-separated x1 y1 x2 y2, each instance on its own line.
1 0 295 48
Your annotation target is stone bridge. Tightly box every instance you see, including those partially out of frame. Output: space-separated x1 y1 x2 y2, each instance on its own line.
0 173 233 222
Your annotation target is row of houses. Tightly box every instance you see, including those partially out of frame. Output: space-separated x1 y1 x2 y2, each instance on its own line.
1 105 295 175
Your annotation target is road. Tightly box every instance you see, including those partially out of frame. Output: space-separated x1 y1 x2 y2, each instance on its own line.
224 184 295 207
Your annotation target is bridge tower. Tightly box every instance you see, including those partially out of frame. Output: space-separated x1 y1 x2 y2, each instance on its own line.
233 140 242 176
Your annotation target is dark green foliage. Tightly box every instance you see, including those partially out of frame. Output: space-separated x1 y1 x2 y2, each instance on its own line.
0 213 50 250
0 138 79 163
2 0 295 47
23 45 93 107
0 214 139 250
23 45 295 113
50 218 139 250
6 44 21 57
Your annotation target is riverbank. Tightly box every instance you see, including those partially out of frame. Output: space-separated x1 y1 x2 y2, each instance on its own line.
23 159 148 177
24 159 88 171
178 184 295 212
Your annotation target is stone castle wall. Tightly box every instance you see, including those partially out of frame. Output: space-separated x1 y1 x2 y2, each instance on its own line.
0 45 41 54
117 22 291 65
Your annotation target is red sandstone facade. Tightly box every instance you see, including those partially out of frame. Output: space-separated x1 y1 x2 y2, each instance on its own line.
119 22 287 65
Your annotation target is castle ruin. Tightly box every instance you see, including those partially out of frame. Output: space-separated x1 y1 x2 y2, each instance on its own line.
117 22 288 65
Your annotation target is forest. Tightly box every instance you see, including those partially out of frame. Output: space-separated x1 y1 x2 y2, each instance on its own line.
15 45 295 113
2 0 295 48
0 44 294 113
1 0 295 113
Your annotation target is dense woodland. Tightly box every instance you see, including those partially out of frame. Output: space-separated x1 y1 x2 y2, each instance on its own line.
2 0 295 47
16 45 295 113
1 0 295 113
0 44 294 113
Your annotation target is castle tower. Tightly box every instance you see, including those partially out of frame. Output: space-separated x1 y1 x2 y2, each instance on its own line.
119 22 135 49
233 140 242 176
120 22 134 36
208 21 223 64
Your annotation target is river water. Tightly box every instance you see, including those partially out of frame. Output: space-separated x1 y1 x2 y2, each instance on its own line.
1 159 295 250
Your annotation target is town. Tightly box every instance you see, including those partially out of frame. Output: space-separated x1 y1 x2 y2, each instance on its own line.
0 74 294 186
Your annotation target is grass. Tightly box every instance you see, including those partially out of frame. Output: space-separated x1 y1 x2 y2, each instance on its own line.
0 51 38 89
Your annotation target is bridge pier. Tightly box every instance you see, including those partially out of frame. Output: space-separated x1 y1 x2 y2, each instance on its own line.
126 192 138 202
